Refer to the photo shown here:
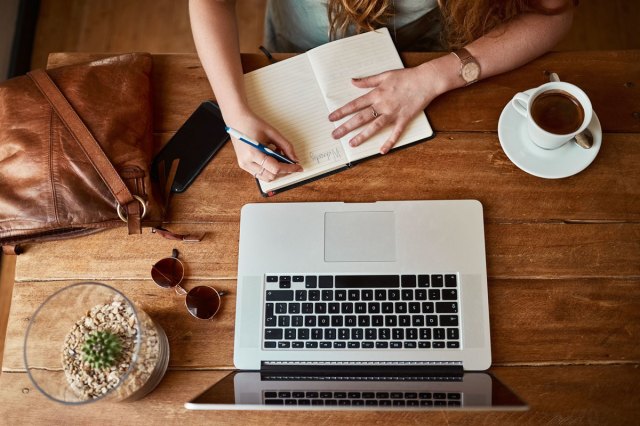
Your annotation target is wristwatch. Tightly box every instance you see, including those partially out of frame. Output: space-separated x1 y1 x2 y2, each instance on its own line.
451 48 480 85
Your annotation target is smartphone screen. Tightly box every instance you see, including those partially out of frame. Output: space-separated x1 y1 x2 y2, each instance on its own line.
151 101 229 193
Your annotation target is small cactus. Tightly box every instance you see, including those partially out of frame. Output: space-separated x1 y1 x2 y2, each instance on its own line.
81 331 122 370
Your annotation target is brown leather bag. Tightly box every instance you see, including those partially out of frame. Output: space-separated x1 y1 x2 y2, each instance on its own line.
0 53 175 253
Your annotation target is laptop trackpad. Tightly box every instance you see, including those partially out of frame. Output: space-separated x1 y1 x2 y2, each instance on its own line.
325 211 396 262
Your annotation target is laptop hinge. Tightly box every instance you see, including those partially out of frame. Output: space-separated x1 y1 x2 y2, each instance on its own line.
260 361 464 381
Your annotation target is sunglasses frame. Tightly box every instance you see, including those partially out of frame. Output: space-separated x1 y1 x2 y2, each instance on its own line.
151 249 225 320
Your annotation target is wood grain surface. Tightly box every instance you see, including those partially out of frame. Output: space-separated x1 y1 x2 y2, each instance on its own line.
1 51 638 424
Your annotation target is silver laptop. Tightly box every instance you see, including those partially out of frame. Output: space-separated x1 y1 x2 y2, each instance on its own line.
186 200 526 410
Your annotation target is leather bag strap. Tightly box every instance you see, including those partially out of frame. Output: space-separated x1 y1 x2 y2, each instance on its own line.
27 69 142 234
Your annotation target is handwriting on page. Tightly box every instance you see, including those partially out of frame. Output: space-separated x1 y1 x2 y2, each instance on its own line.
309 146 344 166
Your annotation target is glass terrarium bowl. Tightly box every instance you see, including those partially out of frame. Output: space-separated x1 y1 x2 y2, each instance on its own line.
24 282 169 404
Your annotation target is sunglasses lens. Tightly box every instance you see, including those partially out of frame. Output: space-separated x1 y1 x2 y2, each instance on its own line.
151 257 184 288
185 286 221 320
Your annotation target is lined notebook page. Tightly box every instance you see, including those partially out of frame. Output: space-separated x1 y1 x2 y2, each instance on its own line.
244 54 347 193
308 28 433 162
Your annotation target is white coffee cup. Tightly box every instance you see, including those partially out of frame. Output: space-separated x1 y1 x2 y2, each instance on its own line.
511 81 592 150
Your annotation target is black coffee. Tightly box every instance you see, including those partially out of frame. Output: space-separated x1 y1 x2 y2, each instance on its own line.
530 90 584 135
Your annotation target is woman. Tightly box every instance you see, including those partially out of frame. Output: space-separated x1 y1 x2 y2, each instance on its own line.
189 0 575 181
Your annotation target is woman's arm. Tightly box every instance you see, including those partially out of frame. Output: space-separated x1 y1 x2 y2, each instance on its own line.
329 2 575 154
189 0 302 180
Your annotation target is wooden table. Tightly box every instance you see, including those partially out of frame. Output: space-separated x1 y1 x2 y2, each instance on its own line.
1 51 639 424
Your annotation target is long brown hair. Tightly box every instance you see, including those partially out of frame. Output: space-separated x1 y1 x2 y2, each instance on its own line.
327 0 577 49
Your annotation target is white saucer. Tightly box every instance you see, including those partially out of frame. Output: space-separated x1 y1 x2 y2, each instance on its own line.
498 89 602 179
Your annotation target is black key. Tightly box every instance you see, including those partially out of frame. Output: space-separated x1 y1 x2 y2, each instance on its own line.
362 290 373 300
333 342 346 348
302 303 314 314
395 302 407 313
265 328 283 340
405 393 417 399
401 289 413 301
278 316 290 327
358 315 370 327
447 328 460 340
331 315 343 327
382 302 393 313
392 328 404 340
264 341 276 348
376 392 390 398
312 399 325 406
285 399 297 405
265 391 277 398
279 276 291 284
448 393 461 400
298 328 310 339
365 328 377 340
404 342 417 348
298 399 310 406
305 276 317 288
376 342 389 348
276 303 287 314
348 392 361 398
288 303 300 314
295 290 307 301
442 289 458 300
279 282 291 289
266 290 293 301
266 276 278 283
434 393 446 400
319 275 333 288
352 400 364 406
407 400 419 407
305 341 318 348
291 392 305 398
436 302 458 313
322 290 333 301
325 328 336 340
345 315 357 327
431 274 444 287
265 303 274 315
338 400 351 406
388 289 400 300
362 342 374 348
420 328 432 339
309 290 320 301
385 315 398 327
335 275 399 288
341 302 354 314
326 400 338 406
334 392 346 398
379 400 392 406
390 392 403 399
419 341 431 348
447 341 460 348
355 303 367 314
293 275 304 282
412 315 424 326
320 392 332 398
401 275 417 287
445 274 457 287
406 328 418 340
368 302 381 314
375 289 386 300
312 329 323 340
434 328 445 340
393 400 406 407
418 275 430 287
415 290 427 301
306 392 319 398
338 328 350 340
285 328 296 339
305 316 316 327
315 303 327 314
292 341 304 348
265 399 283 405
420 400 434 406
348 290 360 301
433 342 445 348
435 400 446 406
448 401 461 407
422 302 435 313
351 328 363 340
419 393 432 399
331 315 344 327
265 316 276 327
320 341 332 348
409 302 420 313
335 290 347 301
440 315 459 326
348 342 360 348
278 341 290 348
362 392 375 399
399 315 411 326
365 400 378 406
328 302 340 314
318 315 330 327
379 328 390 340
428 289 441 300
426 315 438 326
372 315 384 326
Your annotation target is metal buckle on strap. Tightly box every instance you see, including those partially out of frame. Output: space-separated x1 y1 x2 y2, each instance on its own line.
116 195 148 223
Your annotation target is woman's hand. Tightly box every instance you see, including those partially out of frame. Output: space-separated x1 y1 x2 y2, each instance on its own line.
328 64 444 154
226 112 303 181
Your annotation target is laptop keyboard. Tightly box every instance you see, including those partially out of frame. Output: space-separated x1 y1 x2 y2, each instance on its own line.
263 274 461 350
263 390 463 407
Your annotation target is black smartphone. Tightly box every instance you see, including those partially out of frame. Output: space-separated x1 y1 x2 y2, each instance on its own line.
151 101 229 193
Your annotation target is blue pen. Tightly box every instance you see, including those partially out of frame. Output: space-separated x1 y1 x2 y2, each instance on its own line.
225 126 295 164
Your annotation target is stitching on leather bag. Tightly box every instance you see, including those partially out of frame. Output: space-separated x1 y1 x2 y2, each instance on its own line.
48 107 61 225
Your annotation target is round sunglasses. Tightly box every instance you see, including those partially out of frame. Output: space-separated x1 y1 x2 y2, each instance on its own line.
151 249 225 320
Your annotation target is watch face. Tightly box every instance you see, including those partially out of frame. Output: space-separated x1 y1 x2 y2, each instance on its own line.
462 62 480 82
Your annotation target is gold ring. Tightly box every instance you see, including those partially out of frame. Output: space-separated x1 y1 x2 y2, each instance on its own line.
116 195 148 223
371 106 379 118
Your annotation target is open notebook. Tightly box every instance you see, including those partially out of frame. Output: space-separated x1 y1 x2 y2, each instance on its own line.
244 28 434 196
